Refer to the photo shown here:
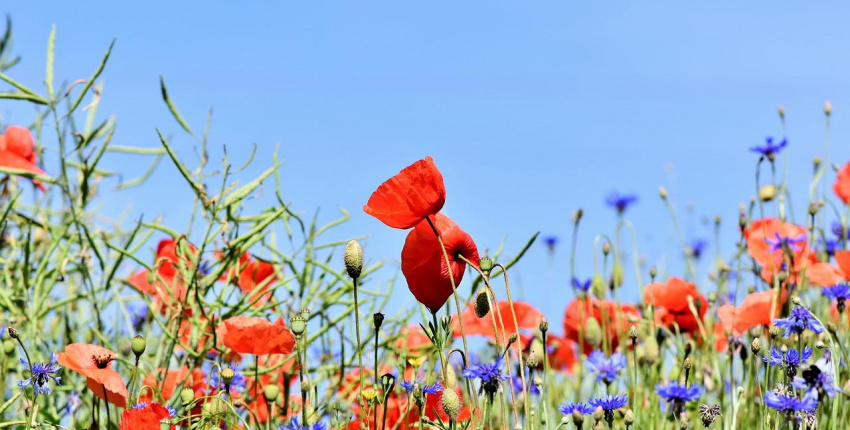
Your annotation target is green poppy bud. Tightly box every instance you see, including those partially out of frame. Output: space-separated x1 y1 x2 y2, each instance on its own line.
441 388 461 421
132 335 146 359
290 315 306 336
344 240 364 279
263 384 280 402
610 262 624 290
584 317 603 348
591 274 606 299
180 387 195 405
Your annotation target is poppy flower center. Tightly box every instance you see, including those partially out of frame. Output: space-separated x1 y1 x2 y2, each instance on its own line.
92 354 114 369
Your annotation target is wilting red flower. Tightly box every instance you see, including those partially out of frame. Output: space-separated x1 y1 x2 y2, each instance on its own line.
128 238 199 312
834 162 850 204
401 213 479 314
57 343 129 407
220 252 278 307
644 277 707 334
0 125 48 191
364 156 446 229
452 300 543 342
221 316 295 356
119 402 174 430
562 297 640 353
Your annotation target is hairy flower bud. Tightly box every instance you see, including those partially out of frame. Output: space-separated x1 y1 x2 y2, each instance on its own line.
132 335 147 359
624 409 635 426
628 325 639 341
591 274 606 299
344 240 364 279
441 389 461 421
584 317 603 348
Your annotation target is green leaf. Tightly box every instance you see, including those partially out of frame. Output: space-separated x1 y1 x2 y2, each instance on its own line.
160 75 194 135
67 38 114 115
156 128 205 201
0 73 37 96
0 166 54 183
45 24 55 98
0 91 47 105
222 161 283 208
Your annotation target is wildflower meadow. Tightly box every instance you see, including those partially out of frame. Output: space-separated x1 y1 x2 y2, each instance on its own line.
0 11 849 430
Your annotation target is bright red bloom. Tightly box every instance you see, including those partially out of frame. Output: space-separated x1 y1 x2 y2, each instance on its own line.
715 289 786 351
805 250 850 287
562 297 641 353
520 333 577 373
57 343 129 407
834 162 850 204
364 156 446 229
744 218 808 268
644 277 707 334
0 125 48 190
401 213 479 314
452 300 543 342
128 238 199 312
140 366 208 404
393 324 433 357
119 402 173 430
220 252 278 307
221 316 295 356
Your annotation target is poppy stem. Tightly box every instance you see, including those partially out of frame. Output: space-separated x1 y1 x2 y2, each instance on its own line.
493 262 530 427
423 215 477 409
102 385 110 427
353 276 367 429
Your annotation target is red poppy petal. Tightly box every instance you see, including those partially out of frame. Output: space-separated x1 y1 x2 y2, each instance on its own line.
364 156 446 229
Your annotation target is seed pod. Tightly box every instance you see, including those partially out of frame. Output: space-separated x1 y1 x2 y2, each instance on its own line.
479 257 493 274
474 289 491 318
180 387 195 405
290 316 306 336
584 317 603 348
132 335 147 358
263 384 280 402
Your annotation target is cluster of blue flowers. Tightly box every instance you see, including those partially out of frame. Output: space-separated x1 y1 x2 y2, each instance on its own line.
773 306 825 338
280 417 329 430
586 350 627 385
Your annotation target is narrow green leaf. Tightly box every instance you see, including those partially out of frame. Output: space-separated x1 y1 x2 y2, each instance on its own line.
156 128 205 200
67 38 114 115
116 154 163 190
160 75 194 135
0 73 37 96
0 166 54 183
45 24 55 98
106 145 166 155
0 92 47 105
222 161 283 208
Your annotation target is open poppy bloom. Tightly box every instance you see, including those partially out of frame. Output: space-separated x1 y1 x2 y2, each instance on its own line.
128 238 200 312
393 324 433 357
364 156 446 229
744 218 808 270
834 162 850 204
644 277 707 334
562 297 641 353
120 402 174 430
715 288 786 351
401 213 479 314
805 251 850 287
223 252 278 307
0 125 48 191
221 316 295 356
57 343 129 407
452 300 543 342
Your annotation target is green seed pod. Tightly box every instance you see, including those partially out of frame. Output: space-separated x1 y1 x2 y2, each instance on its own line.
474 289 490 318
344 240 364 279
180 387 195 405
591 274 606 299
290 315 306 336
221 366 235 387
609 263 624 289
441 388 461 421
160 419 172 430
479 257 493 274
584 317 603 348
131 335 147 358
263 384 280 402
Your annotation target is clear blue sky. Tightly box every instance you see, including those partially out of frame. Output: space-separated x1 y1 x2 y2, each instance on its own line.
4 2 850 330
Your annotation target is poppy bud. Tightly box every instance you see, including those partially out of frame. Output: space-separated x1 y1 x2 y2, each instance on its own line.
263 384 280 402
658 186 667 200
591 274 606 299
758 184 777 202
290 315 306 336
444 362 457 389
584 317 603 348
573 208 583 224
132 335 146 358
441 389 461 421
751 338 761 354
778 105 785 118
479 257 493 274
474 289 491 318
2 340 14 356
344 240 364 280
602 242 611 256
624 409 635 426
609 263 624 290
7 327 18 340
825 100 833 116
539 318 548 334
180 387 195 405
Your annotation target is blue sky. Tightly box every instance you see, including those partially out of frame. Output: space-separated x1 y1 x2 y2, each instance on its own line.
3 2 850 330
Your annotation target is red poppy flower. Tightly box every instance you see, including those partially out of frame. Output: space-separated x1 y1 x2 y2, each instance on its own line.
520 333 577 373
401 213 479 314
744 218 808 268
140 366 208 404
222 252 278 307
715 289 786 351
393 324 433 357
562 297 641 353
57 343 129 407
834 162 850 204
0 126 48 191
452 300 543 342
242 354 300 423
364 156 446 230
119 402 174 430
128 239 199 312
644 277 707 334
806 250 850 287
221 316 295 356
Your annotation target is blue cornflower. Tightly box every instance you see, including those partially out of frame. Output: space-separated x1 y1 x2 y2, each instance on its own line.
605 192 638 214
512 371 539 396
793 364 840 398
63 392 81 416
824 238 839 257
766 232 806 254
559 401 595 416
655 382 704 413
586 350 627 385
463 357 508 397
773 306 825 337
209 365 247 393
763 389 818 414
687 239 708 259
831 221 850 239
823 283 850 301
588 394 629 423
280 417 329 430
763 346 813 369
543 236 558 250
750 137 788 159
18 353 61 395
571 277 591 292
399 377 442 395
